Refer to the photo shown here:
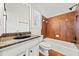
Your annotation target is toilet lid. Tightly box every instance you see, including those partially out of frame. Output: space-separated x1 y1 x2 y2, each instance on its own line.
40 42 51 48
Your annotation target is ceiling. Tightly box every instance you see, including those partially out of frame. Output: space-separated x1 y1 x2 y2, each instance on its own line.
31 3 76 18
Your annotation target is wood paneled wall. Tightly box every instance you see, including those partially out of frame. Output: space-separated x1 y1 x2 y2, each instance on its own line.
42 11 76 42
75 6 79 44
41 16 48 38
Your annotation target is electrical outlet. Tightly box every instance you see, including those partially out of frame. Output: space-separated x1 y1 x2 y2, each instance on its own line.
56 34 59 37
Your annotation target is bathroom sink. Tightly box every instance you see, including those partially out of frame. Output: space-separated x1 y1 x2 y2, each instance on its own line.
13 35 31 39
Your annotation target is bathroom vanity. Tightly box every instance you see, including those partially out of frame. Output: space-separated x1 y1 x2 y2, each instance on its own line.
0 35 43 56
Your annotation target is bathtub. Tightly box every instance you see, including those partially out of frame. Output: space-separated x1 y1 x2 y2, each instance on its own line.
43 38 79 56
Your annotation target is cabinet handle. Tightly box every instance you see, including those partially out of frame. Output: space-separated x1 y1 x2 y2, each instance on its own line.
30 50 32 53
23 54 26 56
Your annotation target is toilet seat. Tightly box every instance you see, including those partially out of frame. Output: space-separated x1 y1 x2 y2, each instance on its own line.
39 42 52 56
40 42 52 50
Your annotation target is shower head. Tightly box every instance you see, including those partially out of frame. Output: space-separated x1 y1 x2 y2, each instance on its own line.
69 7 73 10
69 4 78 10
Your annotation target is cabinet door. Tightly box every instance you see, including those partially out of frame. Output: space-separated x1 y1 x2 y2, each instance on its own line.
17 50 28 56
29 45 39 56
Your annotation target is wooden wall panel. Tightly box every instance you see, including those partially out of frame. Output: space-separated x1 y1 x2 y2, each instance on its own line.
46 11 76 42
59 18 67 41
41 16 48 38
65 13 75 42
75 15 79 44
46 17 55 38
75 6 79 44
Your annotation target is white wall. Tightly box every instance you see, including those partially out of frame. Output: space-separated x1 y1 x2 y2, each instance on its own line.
31 8 42 35
31 3 76 18
0 3 4 35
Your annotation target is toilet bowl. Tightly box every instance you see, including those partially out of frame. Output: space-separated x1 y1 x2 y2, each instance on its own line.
39 42 52 56
40 42 51 50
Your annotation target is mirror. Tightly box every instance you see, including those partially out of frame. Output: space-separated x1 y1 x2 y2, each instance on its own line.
5 3 30 33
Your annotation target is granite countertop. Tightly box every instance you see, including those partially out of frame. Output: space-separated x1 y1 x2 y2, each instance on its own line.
0 35 40 49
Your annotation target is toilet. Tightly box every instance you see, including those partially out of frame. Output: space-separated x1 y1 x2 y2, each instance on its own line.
39 41 52 56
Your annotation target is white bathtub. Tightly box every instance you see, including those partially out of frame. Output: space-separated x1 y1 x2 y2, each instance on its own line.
43 38 79 56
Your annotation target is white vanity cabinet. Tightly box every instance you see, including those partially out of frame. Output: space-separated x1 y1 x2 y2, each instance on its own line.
29 44 39 56
0 36 42 56
28 36 43 56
